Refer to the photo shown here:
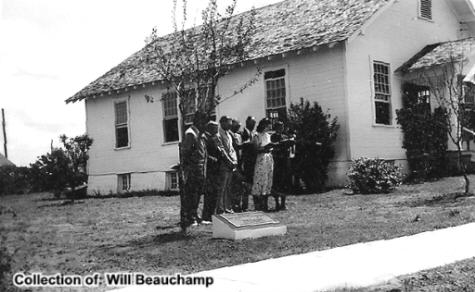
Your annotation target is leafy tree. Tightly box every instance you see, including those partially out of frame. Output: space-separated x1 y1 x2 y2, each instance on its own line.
145 0 258 123
29 134 92 196
145 0 258 229
287 98 339 192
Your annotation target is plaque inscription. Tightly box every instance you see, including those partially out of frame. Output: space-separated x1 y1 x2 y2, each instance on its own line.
219 212 279 228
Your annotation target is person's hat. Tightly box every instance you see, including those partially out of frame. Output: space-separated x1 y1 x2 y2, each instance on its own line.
207 121 219 126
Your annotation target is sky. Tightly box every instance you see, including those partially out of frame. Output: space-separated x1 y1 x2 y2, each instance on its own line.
0 0 281 166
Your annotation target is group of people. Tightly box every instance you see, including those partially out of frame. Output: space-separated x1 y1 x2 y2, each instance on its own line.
180 112 295 231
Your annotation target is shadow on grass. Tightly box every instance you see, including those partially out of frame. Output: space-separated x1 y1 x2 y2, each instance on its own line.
37 200 86 208
96 231 193 253
36 190 179 202
403 192 475 208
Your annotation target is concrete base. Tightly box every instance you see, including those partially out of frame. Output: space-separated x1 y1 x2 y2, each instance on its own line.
212 212 287 240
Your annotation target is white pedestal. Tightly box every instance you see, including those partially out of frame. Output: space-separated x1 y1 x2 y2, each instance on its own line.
212 211 287 240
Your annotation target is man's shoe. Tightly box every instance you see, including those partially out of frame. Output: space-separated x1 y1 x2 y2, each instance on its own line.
191 220 199 227
201 220 212 225
225 209 235 214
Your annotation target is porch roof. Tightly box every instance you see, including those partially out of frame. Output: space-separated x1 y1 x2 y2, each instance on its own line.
397 37 475 73
66 0 391 103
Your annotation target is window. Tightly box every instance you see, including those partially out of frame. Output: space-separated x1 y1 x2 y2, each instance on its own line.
182 90 197 126
417 88 431 113
419 0 432 20
114 101 129 148
464 83 475 104
117 173 131 192
162 92 179 143
373 61 392 125
264 69 287 126
182 86 215 126
166 172 179 191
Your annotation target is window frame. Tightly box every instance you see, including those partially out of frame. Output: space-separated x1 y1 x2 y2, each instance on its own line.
263 67 290 127
162 91 180 144
371 60 393 126
166 171 179 191
117 173 131 193
114 99 130 149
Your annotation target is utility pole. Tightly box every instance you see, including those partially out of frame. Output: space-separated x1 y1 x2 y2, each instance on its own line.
1 108 7 159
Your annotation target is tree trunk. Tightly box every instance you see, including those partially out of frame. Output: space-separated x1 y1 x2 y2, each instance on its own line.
456 144 470 194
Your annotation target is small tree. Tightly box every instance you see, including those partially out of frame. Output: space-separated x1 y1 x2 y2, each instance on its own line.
30 134 93 197
145 0 259 229
287 98 339 192
145 0 258 122
414 43 475 193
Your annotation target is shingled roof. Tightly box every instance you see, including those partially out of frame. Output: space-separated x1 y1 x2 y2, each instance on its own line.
0 154 14 167
398 37 475 73
66 0 392 103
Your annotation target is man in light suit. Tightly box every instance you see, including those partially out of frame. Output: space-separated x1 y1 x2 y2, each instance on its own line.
216 116 238 214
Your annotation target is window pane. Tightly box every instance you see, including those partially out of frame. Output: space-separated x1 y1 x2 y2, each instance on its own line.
116 126 129 148
164 118 179 142
115 102 127 125
375 101 391 125
163 92 178 118
266 77 286 109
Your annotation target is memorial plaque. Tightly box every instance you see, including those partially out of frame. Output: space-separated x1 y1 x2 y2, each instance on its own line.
212 211 287 240
220 212 279 228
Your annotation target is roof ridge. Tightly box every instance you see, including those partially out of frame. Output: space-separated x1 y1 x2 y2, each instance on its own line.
66 0 391 103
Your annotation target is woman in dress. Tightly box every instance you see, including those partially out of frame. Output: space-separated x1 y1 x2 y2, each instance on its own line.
251 118 274 211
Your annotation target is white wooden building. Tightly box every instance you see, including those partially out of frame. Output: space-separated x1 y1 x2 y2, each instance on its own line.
67 0 475 195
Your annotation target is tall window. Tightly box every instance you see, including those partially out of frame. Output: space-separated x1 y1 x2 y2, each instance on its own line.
182 90 197 126
373 61 392 125
114 101 129 148
117 173 131 192
162 92 179 143
265 69 287 125
419 0 432 20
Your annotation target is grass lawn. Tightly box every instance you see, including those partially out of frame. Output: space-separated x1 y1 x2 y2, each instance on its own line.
1 175 475 291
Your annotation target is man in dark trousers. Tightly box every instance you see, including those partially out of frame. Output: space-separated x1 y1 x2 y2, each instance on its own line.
270 121 294 210
201 121 220 224
180 111 208 231
240 116 257 211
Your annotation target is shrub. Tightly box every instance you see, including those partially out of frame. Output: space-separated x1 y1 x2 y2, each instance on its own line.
0 165 30 195
287 98 339 192
348 157 402 194
396 83 450 181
